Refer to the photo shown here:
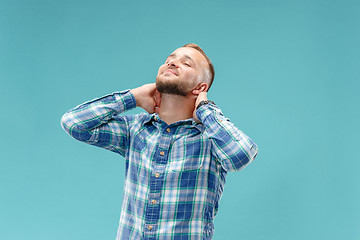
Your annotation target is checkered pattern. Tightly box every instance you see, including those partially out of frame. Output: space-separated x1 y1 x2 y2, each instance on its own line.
61 90 258 240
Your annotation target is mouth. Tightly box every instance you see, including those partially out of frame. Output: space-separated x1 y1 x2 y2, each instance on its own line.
164 69 178 76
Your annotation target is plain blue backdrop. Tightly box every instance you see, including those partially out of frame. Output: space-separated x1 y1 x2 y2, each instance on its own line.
0 0 359 239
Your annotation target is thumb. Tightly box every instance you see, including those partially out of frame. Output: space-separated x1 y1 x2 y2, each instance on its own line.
154 90 161 108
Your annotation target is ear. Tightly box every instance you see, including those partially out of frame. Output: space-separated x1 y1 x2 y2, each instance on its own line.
192 82 208 95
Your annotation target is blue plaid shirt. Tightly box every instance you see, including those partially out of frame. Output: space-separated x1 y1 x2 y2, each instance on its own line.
61 90 258 240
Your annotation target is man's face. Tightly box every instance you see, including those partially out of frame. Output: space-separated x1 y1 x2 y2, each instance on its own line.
156 47 208 96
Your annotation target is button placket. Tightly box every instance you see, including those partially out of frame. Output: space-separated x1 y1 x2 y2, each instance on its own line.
144 125 171 231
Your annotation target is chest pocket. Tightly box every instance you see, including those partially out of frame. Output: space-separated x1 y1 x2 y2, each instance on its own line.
168 135 207 171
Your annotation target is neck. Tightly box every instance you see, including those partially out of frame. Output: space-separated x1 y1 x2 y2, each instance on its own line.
158 93 196 125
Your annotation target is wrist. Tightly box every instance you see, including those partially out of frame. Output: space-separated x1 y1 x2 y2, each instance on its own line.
196 100 215 110
130 88 142 107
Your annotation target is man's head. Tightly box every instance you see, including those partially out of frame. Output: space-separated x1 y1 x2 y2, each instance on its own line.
156 43 215 97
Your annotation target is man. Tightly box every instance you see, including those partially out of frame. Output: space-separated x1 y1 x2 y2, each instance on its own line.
61 43 258 239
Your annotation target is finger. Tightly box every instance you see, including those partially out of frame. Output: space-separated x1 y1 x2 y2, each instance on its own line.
154 90 161 108
192 109 200 123
154 107 160 114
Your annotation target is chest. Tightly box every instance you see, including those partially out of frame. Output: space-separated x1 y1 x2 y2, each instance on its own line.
128 124 212 172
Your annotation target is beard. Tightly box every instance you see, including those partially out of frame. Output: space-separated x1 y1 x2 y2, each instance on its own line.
156 78 192 97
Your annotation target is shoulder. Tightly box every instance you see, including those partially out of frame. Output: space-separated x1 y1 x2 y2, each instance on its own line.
122 112 153 125
110 112 151 124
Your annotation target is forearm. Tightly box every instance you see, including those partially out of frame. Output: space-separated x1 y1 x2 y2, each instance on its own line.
196 104 258 171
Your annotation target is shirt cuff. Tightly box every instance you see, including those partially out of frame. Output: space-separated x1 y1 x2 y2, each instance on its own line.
113 89 137 112
196 103 226 124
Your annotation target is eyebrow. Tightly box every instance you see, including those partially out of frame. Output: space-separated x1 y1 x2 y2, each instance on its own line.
168 53 195 64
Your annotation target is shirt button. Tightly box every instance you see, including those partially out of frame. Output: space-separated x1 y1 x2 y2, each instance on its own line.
147 225 153 230
151 199 157 204
166 128 171 133
155 173 160 178
160 151 165 156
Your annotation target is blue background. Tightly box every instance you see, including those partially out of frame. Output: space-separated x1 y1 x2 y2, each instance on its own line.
1 0 359 239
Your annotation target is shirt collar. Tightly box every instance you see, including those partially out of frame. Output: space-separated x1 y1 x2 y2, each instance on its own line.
142 113 204 130
142 113 156 125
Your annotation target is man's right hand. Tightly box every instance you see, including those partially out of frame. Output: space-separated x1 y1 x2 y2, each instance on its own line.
130 83 161 114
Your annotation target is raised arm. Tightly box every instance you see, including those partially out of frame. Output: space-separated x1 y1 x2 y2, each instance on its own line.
194 92 258 172
60 90 136 155
61 84 161 156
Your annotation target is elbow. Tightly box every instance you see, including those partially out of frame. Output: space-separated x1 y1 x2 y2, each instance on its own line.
60 112 92 142
60 112 71 133
249 143 259 162
223 146 258 172
240 143 259 169
234 153 255 171
60 112 79 134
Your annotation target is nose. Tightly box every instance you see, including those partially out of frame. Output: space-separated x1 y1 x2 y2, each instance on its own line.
167 59 179 68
